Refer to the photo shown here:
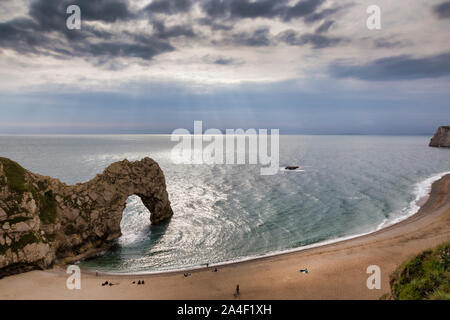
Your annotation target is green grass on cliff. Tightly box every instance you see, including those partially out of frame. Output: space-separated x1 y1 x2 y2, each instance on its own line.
390 241 450 300
0 157 28 193
36 190 57 224
0 157 57 224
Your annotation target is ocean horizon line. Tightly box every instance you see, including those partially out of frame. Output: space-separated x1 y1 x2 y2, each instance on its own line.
0 133 436 137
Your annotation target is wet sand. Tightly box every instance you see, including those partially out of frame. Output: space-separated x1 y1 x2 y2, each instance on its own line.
0 174 449 300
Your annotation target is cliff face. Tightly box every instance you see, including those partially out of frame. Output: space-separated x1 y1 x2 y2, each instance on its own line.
429 126 450 148
0 157 173 277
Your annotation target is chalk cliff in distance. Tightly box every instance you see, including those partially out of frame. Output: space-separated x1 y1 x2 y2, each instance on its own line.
0 157 173 278
429 126 450 148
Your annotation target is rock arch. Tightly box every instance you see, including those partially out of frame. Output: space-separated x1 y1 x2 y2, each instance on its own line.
0 157 173 277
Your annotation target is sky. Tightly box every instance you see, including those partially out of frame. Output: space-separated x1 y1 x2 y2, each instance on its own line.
0 0 449 134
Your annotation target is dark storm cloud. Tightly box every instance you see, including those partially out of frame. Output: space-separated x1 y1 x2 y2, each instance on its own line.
0 0 352 64
299 33 345 48
283 0 325 21
27 0 133 43
304 7 340 23
0 18 51 55
30 0 133 30
73 0 134 22
201 0 228 18
433 1 450 19
202 55 238 65
197 17 234 31
0 0 184 62
315 20 334 33
77 40 174 61
213 57 234 65
329 53 450 81
231 27 271 46
151 20 196 39
25 0 115 43
303 3 355 23
278 29 346 49
229 0 287 19
144 0 192 15
373 38 407 49
200 0 332 22
226 20 346 49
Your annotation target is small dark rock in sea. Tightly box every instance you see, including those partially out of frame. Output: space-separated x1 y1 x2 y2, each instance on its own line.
285 166 299 170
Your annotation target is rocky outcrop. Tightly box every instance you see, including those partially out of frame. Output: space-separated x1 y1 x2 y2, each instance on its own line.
0 157 173 277
429 126 450 148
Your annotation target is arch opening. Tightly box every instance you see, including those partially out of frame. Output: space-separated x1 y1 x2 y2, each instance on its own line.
119 195 152 246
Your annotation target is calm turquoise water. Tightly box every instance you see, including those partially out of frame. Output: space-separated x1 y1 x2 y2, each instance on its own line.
0 135 449 273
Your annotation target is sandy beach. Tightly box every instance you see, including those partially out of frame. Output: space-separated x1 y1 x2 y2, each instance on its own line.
0 174 449 300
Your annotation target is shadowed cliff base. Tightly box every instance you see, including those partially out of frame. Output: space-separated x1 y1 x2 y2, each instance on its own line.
0 157 173 278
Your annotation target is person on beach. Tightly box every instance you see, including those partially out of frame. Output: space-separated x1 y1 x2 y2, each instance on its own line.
236 284 240 295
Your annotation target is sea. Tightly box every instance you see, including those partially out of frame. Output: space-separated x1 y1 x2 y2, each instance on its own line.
0 135 448 273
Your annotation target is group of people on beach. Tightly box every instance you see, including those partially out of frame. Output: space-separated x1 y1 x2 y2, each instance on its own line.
98 262 308 297
100 280 145 286
98 262 309 298
101 281 117 286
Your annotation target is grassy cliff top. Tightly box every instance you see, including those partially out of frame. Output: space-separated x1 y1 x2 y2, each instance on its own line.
0 157 57 224
0 157 28 193
390 240 450 300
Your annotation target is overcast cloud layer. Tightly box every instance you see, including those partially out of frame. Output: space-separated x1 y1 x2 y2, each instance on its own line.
0 0 449 134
